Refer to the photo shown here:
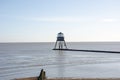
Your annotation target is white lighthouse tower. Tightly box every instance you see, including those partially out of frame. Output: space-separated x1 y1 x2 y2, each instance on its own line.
54 32 67 49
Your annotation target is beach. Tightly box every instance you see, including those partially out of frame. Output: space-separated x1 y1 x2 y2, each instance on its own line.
15 77 120 80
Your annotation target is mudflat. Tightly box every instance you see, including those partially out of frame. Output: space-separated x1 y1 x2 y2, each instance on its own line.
14 77 120 80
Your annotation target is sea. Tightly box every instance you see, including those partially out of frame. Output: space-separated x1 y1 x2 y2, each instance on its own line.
1 42 120 80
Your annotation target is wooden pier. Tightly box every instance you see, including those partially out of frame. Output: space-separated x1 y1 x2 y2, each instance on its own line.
53 49 120 53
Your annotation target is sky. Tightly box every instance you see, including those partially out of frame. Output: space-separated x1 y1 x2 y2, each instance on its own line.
0 0 120 42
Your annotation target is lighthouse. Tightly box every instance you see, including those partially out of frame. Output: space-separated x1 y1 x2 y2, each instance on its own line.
54 32 67 49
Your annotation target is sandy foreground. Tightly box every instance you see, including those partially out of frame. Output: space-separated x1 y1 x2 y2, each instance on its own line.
14 77 120 80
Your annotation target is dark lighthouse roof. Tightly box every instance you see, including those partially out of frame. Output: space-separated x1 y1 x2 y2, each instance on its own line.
57 32 64 37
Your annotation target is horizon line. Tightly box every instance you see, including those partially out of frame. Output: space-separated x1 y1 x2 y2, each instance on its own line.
1 41 120 43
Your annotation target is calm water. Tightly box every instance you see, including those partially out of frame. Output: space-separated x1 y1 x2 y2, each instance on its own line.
1 42 120 80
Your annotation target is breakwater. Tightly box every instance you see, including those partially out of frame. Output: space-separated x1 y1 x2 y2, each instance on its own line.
53 49 120 53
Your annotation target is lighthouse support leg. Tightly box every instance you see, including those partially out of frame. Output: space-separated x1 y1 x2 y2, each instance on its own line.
58 41 63 50
64 41 67 49
59 42 61 49
54 40 57 49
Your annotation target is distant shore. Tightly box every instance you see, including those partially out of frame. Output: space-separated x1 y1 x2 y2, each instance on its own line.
14 77 120 80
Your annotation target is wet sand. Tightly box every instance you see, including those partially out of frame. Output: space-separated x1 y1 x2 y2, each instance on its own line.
14 77 120 80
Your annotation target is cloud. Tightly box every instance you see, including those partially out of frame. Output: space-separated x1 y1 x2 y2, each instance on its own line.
28 17 120 23
103 18 118 22
30 17 83 23
1 14 119 23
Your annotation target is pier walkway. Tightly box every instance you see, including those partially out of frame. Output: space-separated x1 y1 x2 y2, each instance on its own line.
53 49 120 53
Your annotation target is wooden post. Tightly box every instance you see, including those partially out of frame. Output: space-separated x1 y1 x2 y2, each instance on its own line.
38 69 46 80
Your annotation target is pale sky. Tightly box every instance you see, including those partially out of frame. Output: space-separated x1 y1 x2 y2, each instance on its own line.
0 0 120 42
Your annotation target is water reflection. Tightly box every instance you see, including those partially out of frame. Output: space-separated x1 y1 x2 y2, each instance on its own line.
56 51 65 78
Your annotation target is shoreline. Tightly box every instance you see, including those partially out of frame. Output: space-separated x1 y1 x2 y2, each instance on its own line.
14 77 120 80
